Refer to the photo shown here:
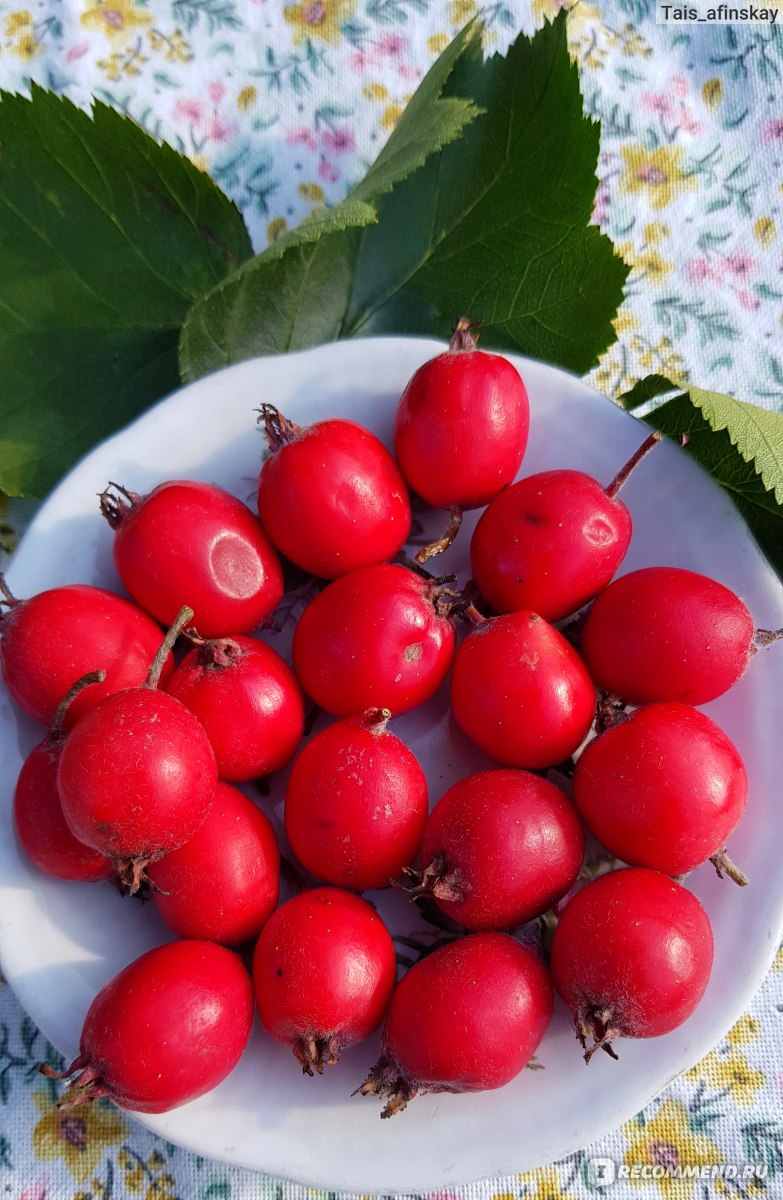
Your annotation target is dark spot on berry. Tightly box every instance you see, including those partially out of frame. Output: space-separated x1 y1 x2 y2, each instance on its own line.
276 967 284 977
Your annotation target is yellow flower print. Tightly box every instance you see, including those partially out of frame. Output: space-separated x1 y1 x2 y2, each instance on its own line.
284 0 354 46
267 216 288 241
618 23 652 57
237 85 257 111
428 32 450 54
623 1099 723 1200
634 248 672 283
97 37 147 80
5 9 33 34
727 1015 760 1045
363 82 388 100
32 1088 127 1183
753 217 776 249
516 1166 578 1200
687 1048 765 1106
617 241 671 284
298 182 325 202
644 222 670 244
9 31 42 60
380 103 404 129
80 0 152 41
146 26 191 61
612 309 639 335
165 28 191 62
702 78 723 110
620 144 696 210
450 0 478 23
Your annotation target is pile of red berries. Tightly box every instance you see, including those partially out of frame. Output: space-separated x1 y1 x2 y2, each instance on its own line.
2 320 780 1122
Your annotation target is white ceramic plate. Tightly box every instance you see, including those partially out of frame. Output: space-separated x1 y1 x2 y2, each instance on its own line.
1 338 782 1194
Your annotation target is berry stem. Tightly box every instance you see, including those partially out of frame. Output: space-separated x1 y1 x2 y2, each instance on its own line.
360 707 392 733
0 573 19 608
604 431 662 500
448 316 480 353
145 606 194 690
258 403 300 452
50 670 106 739
710 849 749 887
415 506 463 565
462 602 487 627
395 550 457 586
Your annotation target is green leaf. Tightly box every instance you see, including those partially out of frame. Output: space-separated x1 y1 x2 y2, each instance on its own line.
626 379 783 579
180 14 628 381
0 86 253 498
180 22 481 375
686 383 783 504
617 374 678 411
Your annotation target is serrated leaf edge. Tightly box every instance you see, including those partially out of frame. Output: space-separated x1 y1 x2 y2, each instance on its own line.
687 385 783 505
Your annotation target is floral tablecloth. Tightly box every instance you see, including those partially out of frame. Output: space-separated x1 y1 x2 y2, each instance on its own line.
1 2 783 1198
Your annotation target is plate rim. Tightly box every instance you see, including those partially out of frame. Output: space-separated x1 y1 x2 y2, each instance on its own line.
2 335 783 1192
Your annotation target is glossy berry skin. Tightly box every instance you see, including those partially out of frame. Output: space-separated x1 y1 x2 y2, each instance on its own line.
14 737 112 883
148 782 280 945
394 340 529 510
292 564 456 717
581 567 756 705
252 888 396 1074
573 703 747 878
53 941 254 1112
451 612 596 768
166 636 305 782
284 711 428 891
57 688 217 889
102 481 284 638
470 471 632 621
551 868 714 1060
0 584 173 729
416 770 584 930
359 933 552 1116
257 412 411 580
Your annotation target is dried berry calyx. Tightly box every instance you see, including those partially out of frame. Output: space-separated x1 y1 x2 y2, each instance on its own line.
98 481 141 529
292 1033 342 1076
258 403 301 452
39 1059 109 1110
573 1005 622 1064
400 852 468 905
355 1054 420 1119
